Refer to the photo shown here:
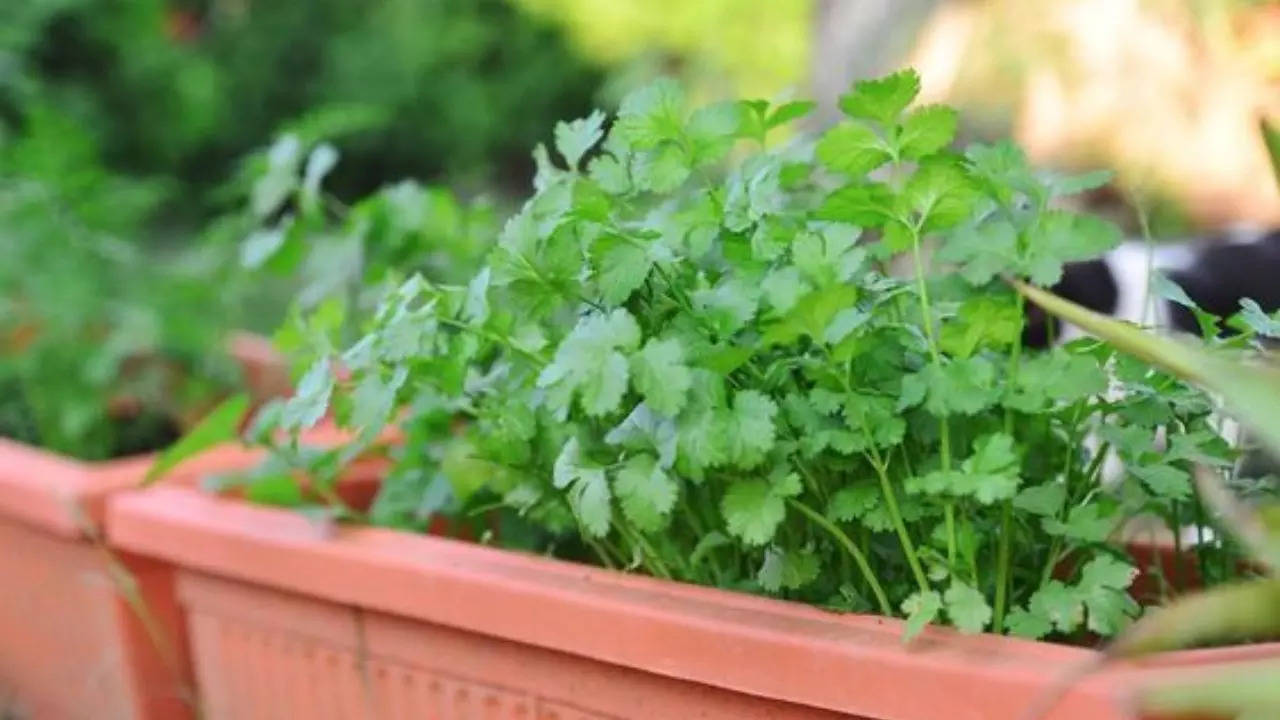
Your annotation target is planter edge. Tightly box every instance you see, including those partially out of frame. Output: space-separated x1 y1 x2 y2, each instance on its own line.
105 484 1272 720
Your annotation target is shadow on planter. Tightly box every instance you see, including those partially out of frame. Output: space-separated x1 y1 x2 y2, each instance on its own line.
105 470 1280 720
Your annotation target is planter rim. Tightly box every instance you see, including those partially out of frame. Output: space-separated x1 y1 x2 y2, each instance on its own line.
0 421 361 538
108 484 1280 720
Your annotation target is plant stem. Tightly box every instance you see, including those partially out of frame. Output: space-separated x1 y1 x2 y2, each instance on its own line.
436 317 548 365
908 227 957 569
993 292 1026 633
865 444 930 594
788 498 893 616
992 502 1013 632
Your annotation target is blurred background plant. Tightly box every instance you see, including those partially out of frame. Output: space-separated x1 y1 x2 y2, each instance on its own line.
0 103 244 459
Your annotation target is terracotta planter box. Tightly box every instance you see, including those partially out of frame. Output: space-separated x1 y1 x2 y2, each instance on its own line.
106 484 1280 720
0 335 339 720
0 423 386 720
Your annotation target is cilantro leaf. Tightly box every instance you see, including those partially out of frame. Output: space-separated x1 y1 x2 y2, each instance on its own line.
815 123 892 176
1005 607 1053 639
763 284 859 346
1152 272 1197 310
630 338 693 417
839 69 921 124
944 582 992 633
1022 211 1122 286
1043 503 1119 543
1005 349 1109 412
792 227 866 288
901 589 943 642
828 484 880 522
817 182 896 226
280 357 333 431
615 79 686 149
903 157 979 232
1014 483 1067 517
692 279 759 337
554 438 612 537
538 309 642 417
936 220 1019 286
722 475 795 545
1077 555 1139 635
757 546 820 592
901 357 999 416
1029 580 1083 634
614 453 678 532
1130 463 1192 500
588 153 631 195
766 100 816 129
633 143 692 193
939 293 1022 358
1238 298 1280 337
555 110 606 170
761 266 812 314
898 105 958 159
960 432 1021 504
723 390 778 469
594 235 653 306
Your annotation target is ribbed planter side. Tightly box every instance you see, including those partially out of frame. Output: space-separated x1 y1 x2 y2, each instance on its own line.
0 439 382 720
0 445 249 720
109 484 1280 720
0 333 292 720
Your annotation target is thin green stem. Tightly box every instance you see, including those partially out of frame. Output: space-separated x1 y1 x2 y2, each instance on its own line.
788 498 893 616
436 317 548 365
865 443 931 594
992 502 1013 632
909 226 957 567
993 293 1026 632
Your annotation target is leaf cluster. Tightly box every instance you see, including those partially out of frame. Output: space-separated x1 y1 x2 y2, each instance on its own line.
244 69 1263 640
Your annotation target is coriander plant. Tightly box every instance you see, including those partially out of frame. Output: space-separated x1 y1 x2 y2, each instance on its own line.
248 70 1259 641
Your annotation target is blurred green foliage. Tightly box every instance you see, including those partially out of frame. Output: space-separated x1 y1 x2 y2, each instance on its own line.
0 107 244 459
0 0 601 458
3 0 603 213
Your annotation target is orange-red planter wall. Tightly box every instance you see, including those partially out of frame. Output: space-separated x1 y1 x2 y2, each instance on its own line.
107 484 1280 720
0 446 241 720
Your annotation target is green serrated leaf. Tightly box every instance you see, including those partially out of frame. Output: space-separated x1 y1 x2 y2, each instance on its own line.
945 582 992 633
761 266 811 314
616 79 686 149
816 123 892 176
901 589 942 642
1006 606 1053 639
898 105 957 159
1131 463 1193 500
1029 580 1083 634
614 453 678 532
839 69 921 124
722 478 786 545
555 109 606 170
631 338 693 417
757 546 821 592
1014 483 1067 516
594 235 653 306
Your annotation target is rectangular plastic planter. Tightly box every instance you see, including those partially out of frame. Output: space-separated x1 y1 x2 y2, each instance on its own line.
0 334 332 720
107 483 1280 720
